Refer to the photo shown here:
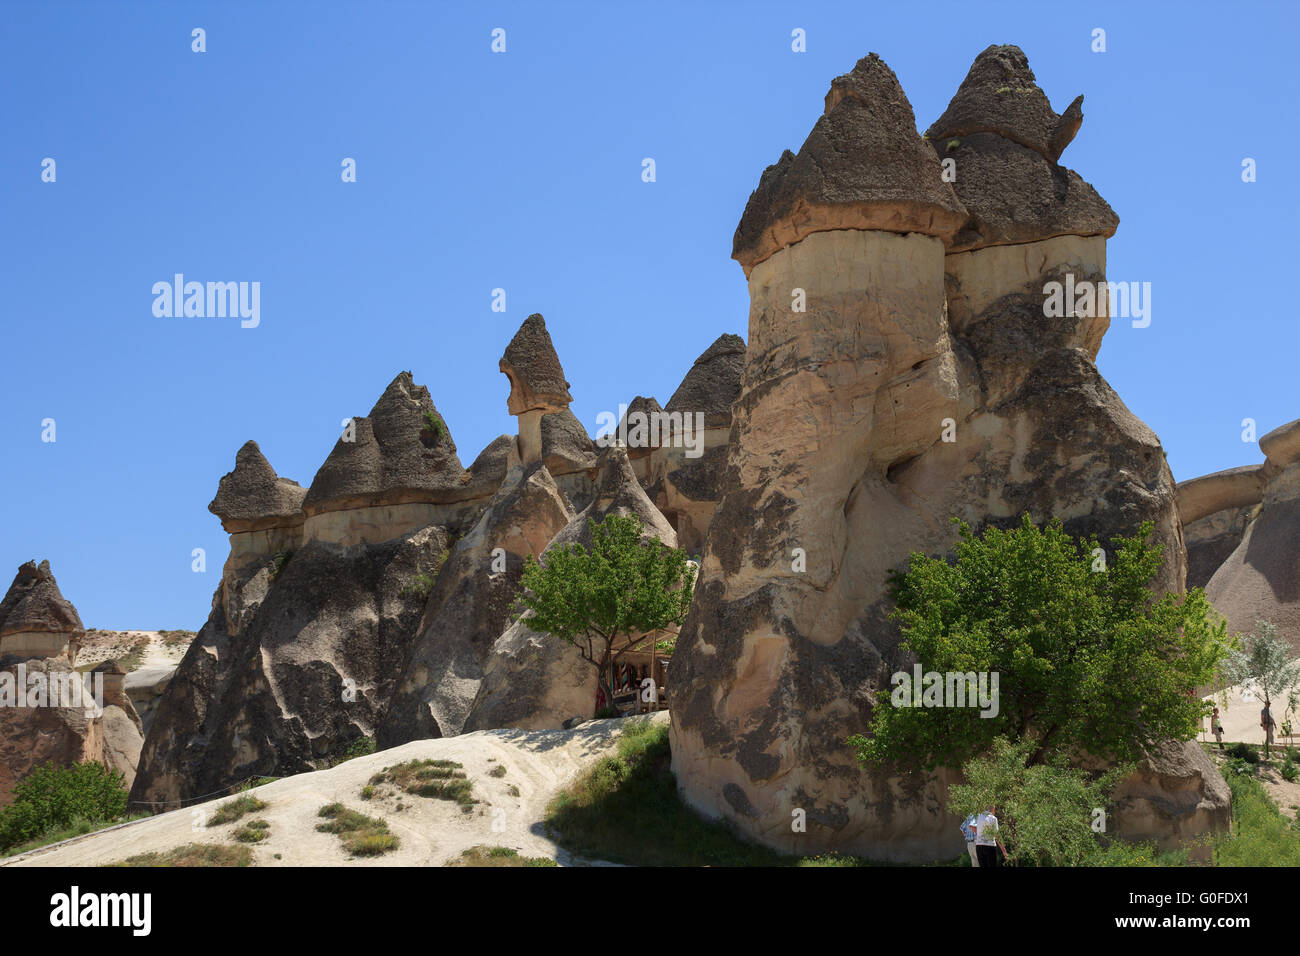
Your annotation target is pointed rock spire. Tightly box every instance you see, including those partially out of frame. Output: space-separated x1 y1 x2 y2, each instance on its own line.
928 45 1118 252
925 45 1079 161
732 53 966 275
0 560 83 639
666 334 746 428
304 371 469 513
208 440 306 531
500 314 573 416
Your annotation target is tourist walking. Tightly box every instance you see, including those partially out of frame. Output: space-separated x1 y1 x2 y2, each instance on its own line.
1211 706 1224 750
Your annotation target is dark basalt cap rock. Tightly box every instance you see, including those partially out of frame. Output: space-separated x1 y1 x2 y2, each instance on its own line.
936 132 1118 252
500 314 573 415
615 396 665 452
926 44 1083 162
0 560 84 636
208 441 307 531
541 408 598 474
732 53 967 275
303 371 470 513
666 334 746 428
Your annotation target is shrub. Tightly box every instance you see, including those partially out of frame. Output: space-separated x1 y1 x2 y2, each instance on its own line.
371 759 476 806
400 574 436 600
1282 762 1298 783
947 736 1129 867
207 793 267 826
316 803 398 856
0 761 128 850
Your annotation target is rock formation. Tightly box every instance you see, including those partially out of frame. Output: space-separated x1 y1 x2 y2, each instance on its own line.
500 314 574 467
643 334 745 553
464 446 678 731
0 559 84 663
0 562 143 802
1177 465 1266 589
668 47 1225 861
130 394 458 807
1204 419 1300 651
378 462 575 746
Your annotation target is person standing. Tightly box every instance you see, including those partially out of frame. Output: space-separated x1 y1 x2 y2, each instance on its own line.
1211 706 1225 750
1262 701 1277 758
960 811 980 867
974 806 1008 868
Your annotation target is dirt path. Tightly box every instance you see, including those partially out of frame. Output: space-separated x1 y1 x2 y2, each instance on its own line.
3 714 665 867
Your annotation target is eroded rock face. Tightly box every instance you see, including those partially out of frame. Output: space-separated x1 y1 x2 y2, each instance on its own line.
643 335 746 554
1207 419 1300 652
1177 466 1266 589
0 565 142 802
129 525 449 807
464 447 677 731
378 463 575 747
668 46 1221 862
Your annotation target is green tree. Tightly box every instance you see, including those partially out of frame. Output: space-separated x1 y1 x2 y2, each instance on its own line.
850 514 1231 772
948 736 1129 866
1221 619 1300 711
0 761 128 849
515 514 695 716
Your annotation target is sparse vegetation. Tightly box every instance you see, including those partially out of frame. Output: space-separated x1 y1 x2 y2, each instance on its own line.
422 410 449 444
207 793 268 826
370 759 476 806
452 845 557 867
328 736 376 767
113 843 253 867
316 803 399 856
400 573 437 600
234 819 271 843
270 550 294 580
489 765 507 778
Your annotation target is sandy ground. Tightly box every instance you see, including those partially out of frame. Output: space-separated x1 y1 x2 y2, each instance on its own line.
2 713 667 867
74 630 193 672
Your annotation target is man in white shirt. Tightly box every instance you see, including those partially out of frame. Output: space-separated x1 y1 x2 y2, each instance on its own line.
974 806 1009 868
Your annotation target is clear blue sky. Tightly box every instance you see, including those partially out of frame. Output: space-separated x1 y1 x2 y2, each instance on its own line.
2 1 1296 628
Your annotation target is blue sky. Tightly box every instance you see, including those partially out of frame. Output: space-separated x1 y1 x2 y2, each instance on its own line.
2 0 1296 627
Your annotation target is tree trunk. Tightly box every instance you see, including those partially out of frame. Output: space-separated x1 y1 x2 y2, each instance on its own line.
594 649 613 718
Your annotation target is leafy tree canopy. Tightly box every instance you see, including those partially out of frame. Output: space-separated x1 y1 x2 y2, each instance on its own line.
851 514 1231 771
